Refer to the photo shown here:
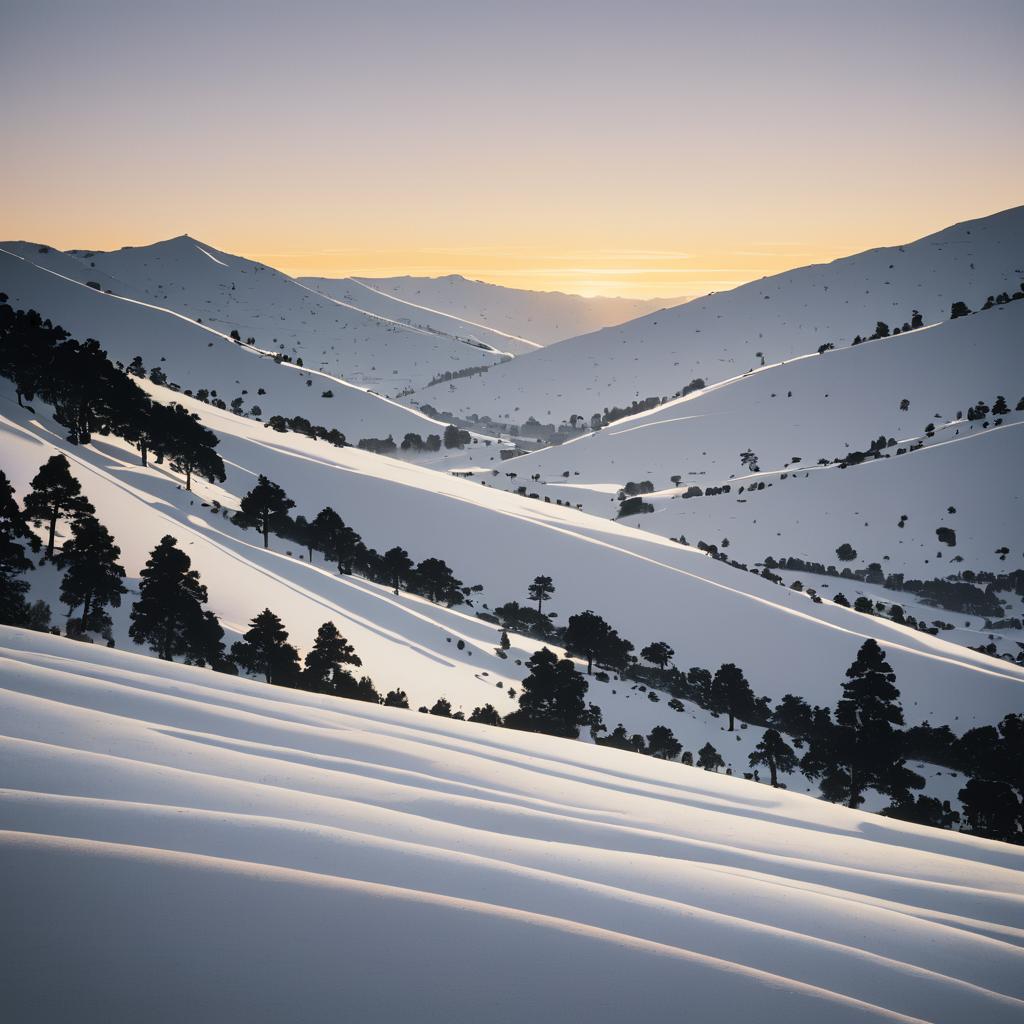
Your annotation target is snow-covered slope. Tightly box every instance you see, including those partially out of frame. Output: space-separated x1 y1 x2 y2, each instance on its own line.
0 242 465 444
3 378 1022 737
303 273 685 350
2 626 1022 1023
2 237 510 395
418 206 1024 425
500 299 1024 578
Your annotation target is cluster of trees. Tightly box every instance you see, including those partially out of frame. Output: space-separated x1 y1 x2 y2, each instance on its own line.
0 304 225 491
231 475 472 606
0 457 127 637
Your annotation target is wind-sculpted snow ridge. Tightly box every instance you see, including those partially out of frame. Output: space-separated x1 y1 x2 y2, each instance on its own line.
419 205 1024 424
1 626 1022 1023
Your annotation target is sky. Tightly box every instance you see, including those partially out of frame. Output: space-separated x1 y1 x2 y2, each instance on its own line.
2 0 1021 298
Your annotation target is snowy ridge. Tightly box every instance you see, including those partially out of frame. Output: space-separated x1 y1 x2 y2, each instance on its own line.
1 626 1022 1022
419 205 1024 424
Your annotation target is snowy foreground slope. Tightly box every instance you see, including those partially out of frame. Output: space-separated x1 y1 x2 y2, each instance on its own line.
303 273 685 349
498 299 1024 578
419 205 1024 424
0 241 462 443
1 626 1022 1024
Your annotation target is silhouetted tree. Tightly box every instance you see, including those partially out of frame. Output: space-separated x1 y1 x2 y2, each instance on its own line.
0 470 35 626
950 301 971 319
506 647 588 738
383 688 410 708
381 546 414 593
710 662 756 731
411 557 464 605
129 535 211 661
749 729 797 787
647 725 682 760
235 475 295 549
231 608 301 686
527 575 555 613
23 455 95 559
640 641 674 670
697 742 724 772
56 515 126 633
801 640 922 808
564 610 633 674
302 621 361 692
469 703 503 726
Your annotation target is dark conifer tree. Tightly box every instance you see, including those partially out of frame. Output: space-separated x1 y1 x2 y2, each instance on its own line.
505 647 587 738
410 557 464 605
231 608 301 686
469 703 503 726
235 475 295 549
748 728 797 787
383 688 410 708
160 404 226 491
310 507 362 573
381 546 414 593
0 470 35 626
129 535 210 661
801 640 922 808
710 662 756 731
302 621 361 692
56 515 126 633
957 779 1020 841
527 575 555 613
23 455 95 559
697 742 724 771
640 641 674 670
564 610 633 674
647 724 682 759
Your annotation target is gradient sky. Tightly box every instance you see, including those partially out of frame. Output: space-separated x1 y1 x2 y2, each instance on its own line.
3 0 1021 298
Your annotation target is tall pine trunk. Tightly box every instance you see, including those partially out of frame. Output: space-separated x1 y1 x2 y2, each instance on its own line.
46 511 58 559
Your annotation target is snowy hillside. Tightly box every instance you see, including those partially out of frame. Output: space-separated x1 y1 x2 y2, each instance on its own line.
499 298 1024 579
303 273 685 349
2 626 1023 1023
416 206 1024 426
1 237 509 397
0 242 466 445
3 377 1022 740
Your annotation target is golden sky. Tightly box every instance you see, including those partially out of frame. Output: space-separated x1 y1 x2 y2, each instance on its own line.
3 1 1021 299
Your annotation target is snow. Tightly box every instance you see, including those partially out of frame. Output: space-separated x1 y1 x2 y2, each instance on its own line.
417 205 1024 425
3 375 1021 744
497 301 1024 578
303 272 686 349
2 625 1023 1023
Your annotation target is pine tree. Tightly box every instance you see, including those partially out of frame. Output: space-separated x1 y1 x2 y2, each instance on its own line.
748 728 797 787
505 647 587 738
23 455 95 559
710 662 756 731
231 608 301 686
235 475 295 549
129 535 210 661
640 641 674 670
527 575 555 613
383 688 410 708
647 725 682 759
411 557 464 605
801 640 922 808
56 514 126 633
697 742 724 772
469 703 503 726
0 470 35 626
381 546 413 593
311 507 362 573
564 610 633 674
302 621 361 692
